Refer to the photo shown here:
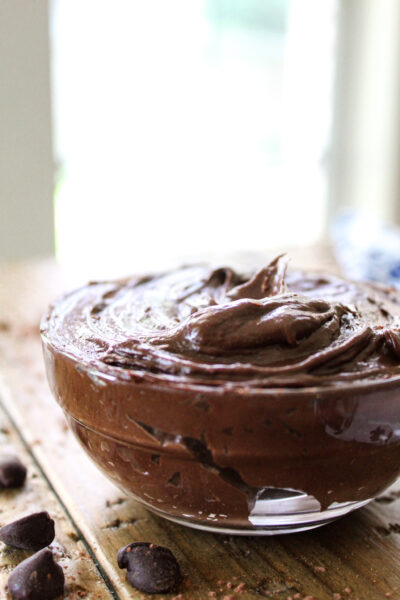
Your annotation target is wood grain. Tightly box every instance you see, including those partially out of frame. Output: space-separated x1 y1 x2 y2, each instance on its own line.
1 255 400 600
0 403 115 600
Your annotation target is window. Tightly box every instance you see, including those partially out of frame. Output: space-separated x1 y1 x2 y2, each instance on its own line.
52 0 337 278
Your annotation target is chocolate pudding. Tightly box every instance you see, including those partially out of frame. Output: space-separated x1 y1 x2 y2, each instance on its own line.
41 256 400 533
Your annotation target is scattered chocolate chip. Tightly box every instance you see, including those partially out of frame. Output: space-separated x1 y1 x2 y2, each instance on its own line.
117 542 181 594
0 455 27 488
8 548 64 600
0 511 55 550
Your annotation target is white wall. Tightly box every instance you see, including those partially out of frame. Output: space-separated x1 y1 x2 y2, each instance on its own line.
0 0 54 260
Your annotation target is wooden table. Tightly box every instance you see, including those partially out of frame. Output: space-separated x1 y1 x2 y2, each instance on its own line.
1 255 400 600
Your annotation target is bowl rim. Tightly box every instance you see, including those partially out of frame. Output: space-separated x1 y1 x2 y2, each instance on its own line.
41 332 400 399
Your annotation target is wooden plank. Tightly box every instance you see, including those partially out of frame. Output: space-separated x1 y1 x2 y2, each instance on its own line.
0 403 116 600
1 256 400 599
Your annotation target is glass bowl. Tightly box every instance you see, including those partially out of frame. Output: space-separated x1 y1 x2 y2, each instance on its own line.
41 337 400 535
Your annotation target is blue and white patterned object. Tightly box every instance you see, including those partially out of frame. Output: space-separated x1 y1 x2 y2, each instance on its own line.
332 211 400 288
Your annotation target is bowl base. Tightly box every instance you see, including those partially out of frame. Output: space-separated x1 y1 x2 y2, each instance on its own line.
142 497 372 536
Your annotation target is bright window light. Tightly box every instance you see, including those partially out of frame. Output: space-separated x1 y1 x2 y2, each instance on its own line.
51 0 337 279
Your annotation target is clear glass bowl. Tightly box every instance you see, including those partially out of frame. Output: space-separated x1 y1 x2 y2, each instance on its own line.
42 338 400 535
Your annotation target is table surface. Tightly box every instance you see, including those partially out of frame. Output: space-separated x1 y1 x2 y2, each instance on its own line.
1 253 400 600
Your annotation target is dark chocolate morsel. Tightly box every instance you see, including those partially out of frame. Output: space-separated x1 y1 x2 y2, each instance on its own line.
0 512 55 551
7 548 64 600
117 542 181 594
0 455 27 488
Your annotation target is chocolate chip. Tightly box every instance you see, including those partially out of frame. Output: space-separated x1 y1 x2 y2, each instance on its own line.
0 455 27 488
117 542 181 594
7 548 64 600
0 512 55 550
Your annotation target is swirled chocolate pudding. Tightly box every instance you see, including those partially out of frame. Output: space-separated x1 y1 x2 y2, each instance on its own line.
41 256 400 533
